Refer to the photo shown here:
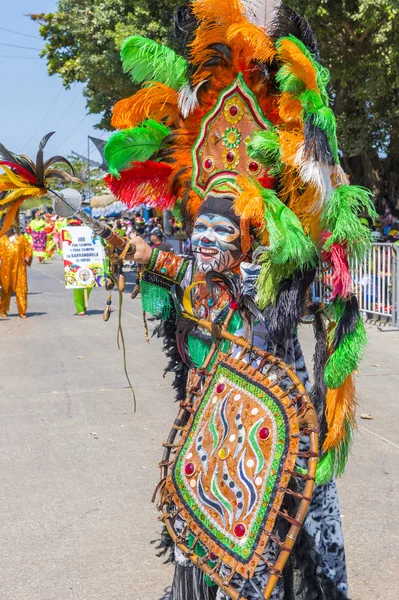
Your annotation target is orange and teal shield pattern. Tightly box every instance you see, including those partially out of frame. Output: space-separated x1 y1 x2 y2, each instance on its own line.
169 359 300 577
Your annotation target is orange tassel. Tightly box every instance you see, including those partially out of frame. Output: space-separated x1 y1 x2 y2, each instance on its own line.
111 84 180 129
323 375 357 452
277 38 319 91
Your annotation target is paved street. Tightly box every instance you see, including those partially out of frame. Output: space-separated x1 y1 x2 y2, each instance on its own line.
1 256 398 600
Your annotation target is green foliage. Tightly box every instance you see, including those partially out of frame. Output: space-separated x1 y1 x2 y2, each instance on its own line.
30 0 182 130
288 0 399 205
31 0 399 205
121 35 187 90
104 120 170 177
51 154 106 201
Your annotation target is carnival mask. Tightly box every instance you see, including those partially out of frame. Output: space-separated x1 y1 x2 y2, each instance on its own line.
192 211 242 273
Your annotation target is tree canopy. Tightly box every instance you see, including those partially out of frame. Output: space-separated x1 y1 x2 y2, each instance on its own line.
31 0 399 208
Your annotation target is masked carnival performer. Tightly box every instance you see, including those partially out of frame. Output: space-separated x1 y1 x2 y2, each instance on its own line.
103 2 376 599
0 226 32 318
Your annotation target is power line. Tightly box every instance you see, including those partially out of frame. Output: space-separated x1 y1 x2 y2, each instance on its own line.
0 42 41 51
52 92 79 129
0 55 40 59
0 26 40 40
51 114 88 153
22 87 64 150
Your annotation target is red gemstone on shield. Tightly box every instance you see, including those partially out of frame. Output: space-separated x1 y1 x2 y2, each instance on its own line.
259 426 270 441
226 151 235 163
216 383 225 394
209 552 217 561
234 523 246 538
185 462 195 476
204 158 213 170
248 161 259 173
229 105 238 117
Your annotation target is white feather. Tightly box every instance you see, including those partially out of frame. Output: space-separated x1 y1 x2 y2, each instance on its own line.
241 0 281 30
294 145 333 212
178 81 205 118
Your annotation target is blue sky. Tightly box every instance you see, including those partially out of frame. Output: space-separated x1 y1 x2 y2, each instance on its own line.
0 1 108 164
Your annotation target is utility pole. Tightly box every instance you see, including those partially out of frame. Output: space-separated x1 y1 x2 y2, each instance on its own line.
87 136 91 203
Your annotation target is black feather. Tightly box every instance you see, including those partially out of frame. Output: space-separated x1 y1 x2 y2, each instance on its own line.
173 5 198 56
205 270 241 303
44 155 75 174
264 269 316 343
151 524 175 564
308 303 328 450
333 295 360 350
152 310 189 402
35 132 55 186
270 5 318 56
176 315 198 368
304 116 334 165
171 563 218 599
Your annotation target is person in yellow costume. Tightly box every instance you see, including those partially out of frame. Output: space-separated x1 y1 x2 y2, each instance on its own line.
0 226 33 318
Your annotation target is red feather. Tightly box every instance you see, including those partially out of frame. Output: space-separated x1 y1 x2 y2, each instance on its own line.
0 160 37 184
322 232 352 300
105 161 174 209
258 170 276 189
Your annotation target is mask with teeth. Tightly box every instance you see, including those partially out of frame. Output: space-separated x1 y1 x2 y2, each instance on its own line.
191 196 243 273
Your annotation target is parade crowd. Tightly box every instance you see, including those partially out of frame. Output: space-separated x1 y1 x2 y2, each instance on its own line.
0 208 186 319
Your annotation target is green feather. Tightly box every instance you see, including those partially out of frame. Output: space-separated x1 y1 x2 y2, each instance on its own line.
322 185 377 261
300 89 339 163
275 66 305 96
324 301 367 389
256 253 293 310
260 187 316 267
284 35 330 103
121 35 188 91
247 130 282 175
104 120 170 177
295 450 335 485
333 421 354 476
295 445 352 483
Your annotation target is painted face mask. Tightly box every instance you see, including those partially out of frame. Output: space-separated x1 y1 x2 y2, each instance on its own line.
192 210 242 273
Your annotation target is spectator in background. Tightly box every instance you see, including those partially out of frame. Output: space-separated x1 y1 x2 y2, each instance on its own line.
150 227 174 252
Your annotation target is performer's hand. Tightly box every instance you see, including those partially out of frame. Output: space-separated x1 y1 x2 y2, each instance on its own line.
126 233 152 264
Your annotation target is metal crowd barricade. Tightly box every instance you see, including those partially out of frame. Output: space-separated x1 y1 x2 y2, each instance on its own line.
311 243 399 328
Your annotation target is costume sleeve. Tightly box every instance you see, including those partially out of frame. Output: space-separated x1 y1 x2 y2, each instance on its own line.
140 248 191 319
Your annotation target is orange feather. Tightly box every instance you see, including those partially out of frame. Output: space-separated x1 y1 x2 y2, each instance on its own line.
277 38 319 91
323 375 357 452
234 176 268 242
226 22 276 65
111 83 180 129
278 92 303 124
279 130 304 166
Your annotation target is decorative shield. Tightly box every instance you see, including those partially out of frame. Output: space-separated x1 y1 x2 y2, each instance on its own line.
157 334 318 600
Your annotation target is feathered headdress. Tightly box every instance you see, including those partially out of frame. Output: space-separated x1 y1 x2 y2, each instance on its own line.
0 132 79 235
104 0 376 477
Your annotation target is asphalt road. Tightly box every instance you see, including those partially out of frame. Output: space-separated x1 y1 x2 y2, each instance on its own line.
0 256 398 600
